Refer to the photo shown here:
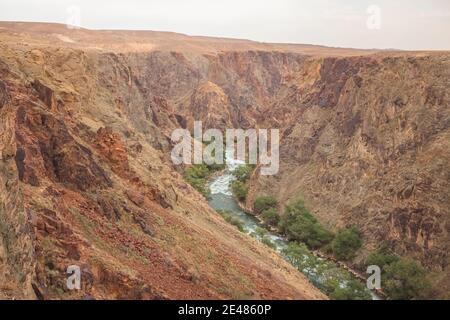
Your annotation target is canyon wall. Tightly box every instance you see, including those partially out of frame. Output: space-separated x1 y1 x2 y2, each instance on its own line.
0 23 326 300
246 54 450 297
129 49 450 297
0 22 449 298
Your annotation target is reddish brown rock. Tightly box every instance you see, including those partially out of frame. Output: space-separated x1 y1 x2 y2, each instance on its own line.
1 21 448 299
0 22 327 300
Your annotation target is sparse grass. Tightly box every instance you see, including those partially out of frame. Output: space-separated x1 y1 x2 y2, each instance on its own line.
214 259 254 300
71 208 151 267
40 236 63 254
117 211 152 240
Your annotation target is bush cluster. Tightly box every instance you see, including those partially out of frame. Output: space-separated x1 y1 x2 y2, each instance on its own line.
365 249 431 299
184 163 224 198
279 199 334 249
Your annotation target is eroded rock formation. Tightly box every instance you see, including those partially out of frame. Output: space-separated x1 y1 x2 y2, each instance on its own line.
0 21 448 298
0 22 327 300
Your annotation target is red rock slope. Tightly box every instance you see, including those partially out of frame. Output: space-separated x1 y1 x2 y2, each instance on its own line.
0 22 326 300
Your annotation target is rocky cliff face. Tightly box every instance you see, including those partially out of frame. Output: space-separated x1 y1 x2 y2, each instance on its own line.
0 22 448 298
127 50 450 297
0 22 326 300
246 54 450 297
0 80 36 299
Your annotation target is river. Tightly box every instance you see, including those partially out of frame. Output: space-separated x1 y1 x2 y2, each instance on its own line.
208 150 380 300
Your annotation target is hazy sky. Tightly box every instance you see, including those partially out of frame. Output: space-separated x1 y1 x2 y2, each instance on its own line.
1 0 450 50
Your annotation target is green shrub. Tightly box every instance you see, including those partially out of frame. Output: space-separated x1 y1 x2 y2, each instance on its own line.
364 249 431 299
253 196 277 214
384 259 430 300
330 279 372 300
283 242 334 288
207 163 225 172
365 249 399 270
184 163 225 198
184 164 209 178
184 176 210 198
330 227 362 261
215 209 230 216
184 164 212 198
278 198 310 233
233 165 253 182
231 181 248 201
283 242 311 262
227 217 244 232
283 242 371 300
279 199 333 249
250 227 276 249
261 208 280 227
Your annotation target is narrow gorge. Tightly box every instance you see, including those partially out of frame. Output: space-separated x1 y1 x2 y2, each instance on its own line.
0 22 449 299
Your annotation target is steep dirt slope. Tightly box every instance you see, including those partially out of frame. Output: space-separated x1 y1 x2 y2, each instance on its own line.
0 22 326 300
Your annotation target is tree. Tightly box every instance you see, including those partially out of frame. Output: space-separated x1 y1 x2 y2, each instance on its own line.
184 164 212 198
364 249 431 299
384 259 430 300
253 196 277 214
278 198 310 232
330 227 362 261
279 199 333 249
330 279 372 300
261 208 280 227
231 181 248 201
233 165 252 182
365 249 399 270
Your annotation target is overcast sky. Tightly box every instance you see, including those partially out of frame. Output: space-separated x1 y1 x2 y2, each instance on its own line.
1 0 450 50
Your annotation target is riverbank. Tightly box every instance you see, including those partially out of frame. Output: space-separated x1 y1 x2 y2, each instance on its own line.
206 151 381 300
236 199 387 299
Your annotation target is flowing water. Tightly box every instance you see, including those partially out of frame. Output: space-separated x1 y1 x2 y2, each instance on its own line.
208 150 380 300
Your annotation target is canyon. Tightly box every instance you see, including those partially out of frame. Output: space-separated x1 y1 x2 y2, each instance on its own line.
0 21 449 299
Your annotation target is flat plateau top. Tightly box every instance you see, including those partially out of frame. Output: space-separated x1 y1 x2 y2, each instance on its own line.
0 21 447 57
